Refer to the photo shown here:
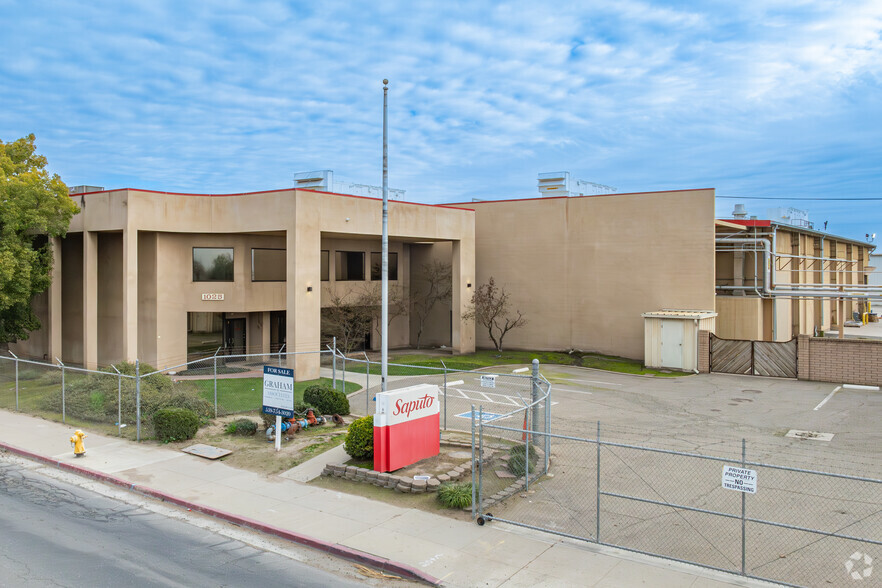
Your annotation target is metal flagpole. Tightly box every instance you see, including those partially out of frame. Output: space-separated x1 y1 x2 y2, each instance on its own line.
381 79 389 393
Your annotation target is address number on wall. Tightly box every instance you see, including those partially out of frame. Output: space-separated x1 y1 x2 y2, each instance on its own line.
201 293 224 301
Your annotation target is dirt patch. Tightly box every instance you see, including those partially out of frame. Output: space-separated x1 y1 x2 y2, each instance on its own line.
161 414 349 475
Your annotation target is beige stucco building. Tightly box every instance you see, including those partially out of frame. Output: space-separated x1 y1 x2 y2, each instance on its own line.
453 189 717 360
11 188 476 379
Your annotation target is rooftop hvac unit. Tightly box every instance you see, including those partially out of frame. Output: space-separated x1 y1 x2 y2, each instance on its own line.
537 172 569 196
293 170 333 191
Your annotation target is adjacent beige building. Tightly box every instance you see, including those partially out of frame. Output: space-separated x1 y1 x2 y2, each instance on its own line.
715 215 874 341
12 188 476 379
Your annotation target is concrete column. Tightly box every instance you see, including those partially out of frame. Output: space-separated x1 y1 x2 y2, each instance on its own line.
261 311 271 354
83 231 99 369
48 236 63 361
285 211 321 380
451 239 476 354
122 228 139 361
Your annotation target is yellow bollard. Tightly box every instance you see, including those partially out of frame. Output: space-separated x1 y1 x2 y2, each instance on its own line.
70 429 87 457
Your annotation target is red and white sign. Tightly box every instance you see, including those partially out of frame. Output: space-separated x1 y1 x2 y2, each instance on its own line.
374 383 440 472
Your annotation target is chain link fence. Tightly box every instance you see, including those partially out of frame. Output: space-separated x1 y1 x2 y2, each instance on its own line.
475 419 882 587
0 349 333 440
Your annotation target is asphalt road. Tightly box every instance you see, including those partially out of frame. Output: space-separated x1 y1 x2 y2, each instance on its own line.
0 457 373 588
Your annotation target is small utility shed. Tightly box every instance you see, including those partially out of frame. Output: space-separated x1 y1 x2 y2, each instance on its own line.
642 310 717 372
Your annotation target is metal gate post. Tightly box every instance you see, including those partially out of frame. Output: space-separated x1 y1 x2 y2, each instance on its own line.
478 406 484 519
441 359 448 431
741 438 747 575
57 358 65 424
135 359 141 441
471 404 476 519
596 421 601 542
9 351 19 411
364 352 370 415
332 337 337 390
213 355 218 419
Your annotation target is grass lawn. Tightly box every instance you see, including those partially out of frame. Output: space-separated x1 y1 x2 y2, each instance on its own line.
191 377 361 414
341 349 689 377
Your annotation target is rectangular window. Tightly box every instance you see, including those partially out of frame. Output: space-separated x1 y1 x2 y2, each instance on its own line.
321 250 329 281
371 252 398 281
335 251 365 281
251 248 286 281
193 247 234 282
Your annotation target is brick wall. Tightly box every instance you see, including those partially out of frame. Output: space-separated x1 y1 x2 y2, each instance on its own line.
697 330 710 373
797 335 882 387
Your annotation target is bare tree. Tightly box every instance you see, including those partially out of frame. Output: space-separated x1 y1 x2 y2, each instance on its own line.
411 261 452 349
321 284 407 354
464 276 527 352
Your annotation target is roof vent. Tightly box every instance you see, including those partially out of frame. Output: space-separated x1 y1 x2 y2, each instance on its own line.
68 185 104 194
732 204 748 219
537 172 616 197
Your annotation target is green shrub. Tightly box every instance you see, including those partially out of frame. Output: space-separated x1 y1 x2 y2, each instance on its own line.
344 415 373 459
40 362 212 427
226 418 258 436
507 443 539 477
153 407 200 442
437 482 473 509
303 384 350 415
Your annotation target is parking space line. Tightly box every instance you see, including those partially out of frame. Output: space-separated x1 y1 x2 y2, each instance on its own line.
561 378 622 387
814 386 841 411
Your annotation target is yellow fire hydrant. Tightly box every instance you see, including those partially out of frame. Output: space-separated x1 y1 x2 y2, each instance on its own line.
70 430 87 457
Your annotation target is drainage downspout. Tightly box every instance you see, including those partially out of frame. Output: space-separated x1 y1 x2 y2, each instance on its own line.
693 319 700 374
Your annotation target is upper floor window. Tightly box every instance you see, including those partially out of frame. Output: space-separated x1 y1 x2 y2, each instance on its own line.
193 247 234 282
335 251 365 281
251 248 285 282
371 252 398 281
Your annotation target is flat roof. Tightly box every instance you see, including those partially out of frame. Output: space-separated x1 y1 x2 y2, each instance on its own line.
641 310 718 320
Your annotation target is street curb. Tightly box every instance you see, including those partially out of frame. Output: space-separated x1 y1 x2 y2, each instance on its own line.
0 440 441 586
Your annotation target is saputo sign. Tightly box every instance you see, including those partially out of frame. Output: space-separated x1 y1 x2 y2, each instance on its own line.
374 383 440 472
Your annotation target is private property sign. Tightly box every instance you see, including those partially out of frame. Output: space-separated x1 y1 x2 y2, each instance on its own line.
722 465 757 494
262 366 294 418
374 384 440 472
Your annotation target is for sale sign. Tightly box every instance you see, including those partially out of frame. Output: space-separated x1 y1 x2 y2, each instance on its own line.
262 366 294 418
374 384 440 472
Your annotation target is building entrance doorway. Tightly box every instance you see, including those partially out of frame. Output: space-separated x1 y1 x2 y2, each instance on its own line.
224 317 246 355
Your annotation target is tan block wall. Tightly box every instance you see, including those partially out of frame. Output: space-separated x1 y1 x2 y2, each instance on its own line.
797 334 882 386
697 330 710 373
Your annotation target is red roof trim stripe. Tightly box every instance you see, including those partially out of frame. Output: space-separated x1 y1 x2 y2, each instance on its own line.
73 187 474 212
445 187 713 206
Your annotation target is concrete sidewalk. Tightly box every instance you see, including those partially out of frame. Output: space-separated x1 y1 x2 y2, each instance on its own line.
0 409 770 587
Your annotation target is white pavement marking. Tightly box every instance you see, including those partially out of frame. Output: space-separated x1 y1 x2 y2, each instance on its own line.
551 385 593 395
814 386 841 411
560 378 622 387
843 384 881 391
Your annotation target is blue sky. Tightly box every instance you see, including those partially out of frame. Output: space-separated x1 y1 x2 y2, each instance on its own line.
1 0 880 241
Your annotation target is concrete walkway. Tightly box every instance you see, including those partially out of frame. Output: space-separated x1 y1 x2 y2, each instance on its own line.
0 409 773 587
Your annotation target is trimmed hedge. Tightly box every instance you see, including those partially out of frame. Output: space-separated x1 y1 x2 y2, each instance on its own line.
303 384 350 415
154 407 200 442
344 415 373 459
